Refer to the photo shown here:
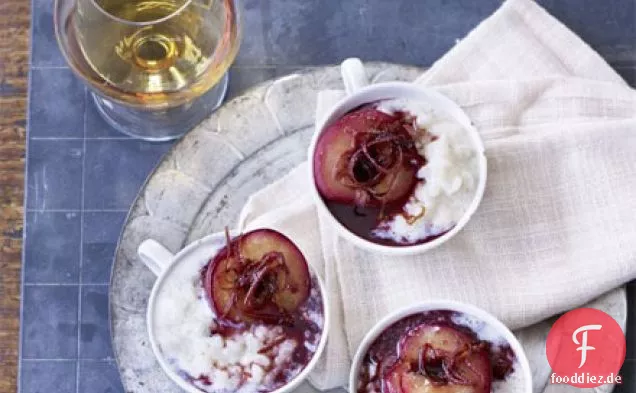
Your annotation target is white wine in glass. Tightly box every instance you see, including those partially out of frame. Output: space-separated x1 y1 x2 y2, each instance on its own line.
55 0 241 140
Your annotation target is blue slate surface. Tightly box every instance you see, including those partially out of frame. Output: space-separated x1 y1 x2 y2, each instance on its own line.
83 140 171 210
26 140 83 210
20 1 636 392
31 0 66 67
22 286 79 359
79 286 113 360
29 69 86 138
24 212 81 284
20 360 76 393
81 212 127 284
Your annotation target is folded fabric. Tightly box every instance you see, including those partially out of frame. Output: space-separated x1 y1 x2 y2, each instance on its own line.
238 0 636 389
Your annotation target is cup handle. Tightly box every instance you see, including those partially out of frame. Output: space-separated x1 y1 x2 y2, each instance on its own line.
138 239 175 277
341 58 369 95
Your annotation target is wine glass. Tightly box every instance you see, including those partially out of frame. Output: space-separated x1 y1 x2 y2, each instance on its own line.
55 0 241 141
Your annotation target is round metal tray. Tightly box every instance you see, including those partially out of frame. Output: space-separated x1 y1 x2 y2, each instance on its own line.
109 63 626 393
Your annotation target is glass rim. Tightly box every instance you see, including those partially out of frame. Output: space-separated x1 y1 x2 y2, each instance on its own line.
88 0 194 27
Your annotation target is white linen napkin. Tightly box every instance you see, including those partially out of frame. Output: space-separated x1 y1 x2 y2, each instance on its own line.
238 0 636 389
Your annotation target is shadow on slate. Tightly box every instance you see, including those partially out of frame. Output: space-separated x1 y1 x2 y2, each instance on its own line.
82 212 128 284
22 286 79 359
80 285 114 360
615 284 636 392
31 0 67 67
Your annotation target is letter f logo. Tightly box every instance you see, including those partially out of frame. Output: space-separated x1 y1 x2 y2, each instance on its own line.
572 324 602 368
546 308 626 388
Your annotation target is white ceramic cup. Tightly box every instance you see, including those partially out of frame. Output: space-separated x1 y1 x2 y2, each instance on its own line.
308 59 487 256
349 301 533 393
138 231 330 393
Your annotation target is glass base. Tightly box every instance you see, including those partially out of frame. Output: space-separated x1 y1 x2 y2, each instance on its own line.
92 72 229 141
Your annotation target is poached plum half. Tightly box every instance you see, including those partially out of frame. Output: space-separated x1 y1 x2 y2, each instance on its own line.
205 229 311 327
356 311 519 393
152 228 324 393
314 105 426 209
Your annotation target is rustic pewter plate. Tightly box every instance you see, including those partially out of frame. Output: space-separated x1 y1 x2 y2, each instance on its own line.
109 63 626 393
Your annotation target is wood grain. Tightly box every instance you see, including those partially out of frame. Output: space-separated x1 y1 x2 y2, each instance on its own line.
0 0 29 391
